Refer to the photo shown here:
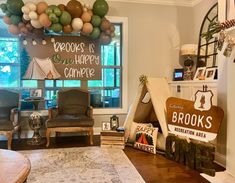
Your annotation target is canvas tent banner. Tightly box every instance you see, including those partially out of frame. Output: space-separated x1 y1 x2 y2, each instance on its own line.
166 97 224 142
24 36 101 80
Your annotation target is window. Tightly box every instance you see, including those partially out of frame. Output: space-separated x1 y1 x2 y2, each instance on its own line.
88 24 122 109
0 37 20 87
0 16 128 114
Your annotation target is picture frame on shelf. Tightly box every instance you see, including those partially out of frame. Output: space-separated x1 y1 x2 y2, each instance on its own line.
205 67 217 80
193 67 206 80
173 68 184 81
110 115 119 130
102 122 111 131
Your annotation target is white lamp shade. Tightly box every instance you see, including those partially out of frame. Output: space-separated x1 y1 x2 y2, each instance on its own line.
180 44 198 56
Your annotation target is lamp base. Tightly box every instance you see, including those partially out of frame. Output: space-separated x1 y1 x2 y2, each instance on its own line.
183 66 193 80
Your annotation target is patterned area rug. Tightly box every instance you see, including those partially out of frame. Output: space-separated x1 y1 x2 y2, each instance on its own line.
20 147 145 183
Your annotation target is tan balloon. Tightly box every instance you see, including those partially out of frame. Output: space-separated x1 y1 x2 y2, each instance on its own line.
37 2 48 14
82 23 93 34
39 13 51 27
63 24 73 34
81 12 91 23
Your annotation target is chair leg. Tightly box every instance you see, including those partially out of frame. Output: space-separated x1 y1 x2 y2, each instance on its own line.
17 127 21 140
89 128 93 145
7 131 13 150
46 129 51 147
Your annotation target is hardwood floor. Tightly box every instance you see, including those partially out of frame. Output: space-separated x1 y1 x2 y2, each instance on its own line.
0 135 224 183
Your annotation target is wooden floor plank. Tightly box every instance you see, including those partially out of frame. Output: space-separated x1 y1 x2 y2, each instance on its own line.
0 135 225 183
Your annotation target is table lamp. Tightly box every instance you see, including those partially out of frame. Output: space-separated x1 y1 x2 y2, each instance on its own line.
180 44 198 80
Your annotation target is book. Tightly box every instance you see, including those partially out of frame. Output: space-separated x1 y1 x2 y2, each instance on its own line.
101 130 124 137
101 136 125 141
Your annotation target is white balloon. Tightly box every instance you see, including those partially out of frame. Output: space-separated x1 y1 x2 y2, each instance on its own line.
71 18 83 31
23 14 30 21
31 19 43 29
29 11 38 20
26 2 37 11
22 6 30 14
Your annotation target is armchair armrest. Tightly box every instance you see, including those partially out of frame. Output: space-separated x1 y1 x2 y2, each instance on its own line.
10 108 20 127
48 107 59 119
87 106 93 118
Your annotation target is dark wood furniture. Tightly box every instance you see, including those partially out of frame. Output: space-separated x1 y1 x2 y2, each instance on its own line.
0 90 21 149
45 89 94 147
0 149 31 183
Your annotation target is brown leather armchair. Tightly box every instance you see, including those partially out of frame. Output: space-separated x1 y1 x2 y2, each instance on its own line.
0 90 21 149
46 89 94 147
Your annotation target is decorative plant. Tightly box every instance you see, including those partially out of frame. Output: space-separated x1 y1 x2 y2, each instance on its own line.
0 0 115 45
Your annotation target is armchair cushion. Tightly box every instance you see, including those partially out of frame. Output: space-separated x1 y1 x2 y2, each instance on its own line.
46 114 94 128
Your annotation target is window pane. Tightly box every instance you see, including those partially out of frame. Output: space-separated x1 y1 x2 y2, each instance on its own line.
90 89 120 108
0 38 19 64
63 80 80 87
0 65 20 87
22 80 37 88
45 80 54 87
56 80 63 87
88 68 120 87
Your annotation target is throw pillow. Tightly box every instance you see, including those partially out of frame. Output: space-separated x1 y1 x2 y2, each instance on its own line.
128 122 153 143
134 125 158 154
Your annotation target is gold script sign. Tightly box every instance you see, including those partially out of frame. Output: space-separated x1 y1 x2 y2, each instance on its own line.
166 97 224 142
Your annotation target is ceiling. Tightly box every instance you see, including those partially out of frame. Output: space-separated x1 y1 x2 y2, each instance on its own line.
108 0 203 6
0 0 202 7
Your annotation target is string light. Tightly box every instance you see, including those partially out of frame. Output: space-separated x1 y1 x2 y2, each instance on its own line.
23 38 27 46
32 39 37 46
42 38 47 45
51 37 55 43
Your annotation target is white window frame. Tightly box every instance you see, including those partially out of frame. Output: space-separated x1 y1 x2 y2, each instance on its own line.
93 16 128 115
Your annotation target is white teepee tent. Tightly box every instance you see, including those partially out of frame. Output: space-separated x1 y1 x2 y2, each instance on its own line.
24 57 61 79
124 77 171 150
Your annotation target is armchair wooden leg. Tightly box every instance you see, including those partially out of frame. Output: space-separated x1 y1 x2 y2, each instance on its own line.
7 131 13 150
89 128 93 145
46 129 51 147
18 127 21 140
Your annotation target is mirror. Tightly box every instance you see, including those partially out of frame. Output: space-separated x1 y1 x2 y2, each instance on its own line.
197 3 218 68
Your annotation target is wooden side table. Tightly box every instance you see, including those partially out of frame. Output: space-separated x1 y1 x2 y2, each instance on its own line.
0 149 31 183
100 130 125 149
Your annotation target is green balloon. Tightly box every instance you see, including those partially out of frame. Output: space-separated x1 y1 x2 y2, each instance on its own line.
51 23 63 32
93 0 109 17
6 0 24 16
10 15 21 25
90 27 101 39
48 5 57 10
53 7 62 17
59 11 72 26
45 7 53 15
5 10 12 17
0 3 7 12
91 15 101 27
49 13 59 23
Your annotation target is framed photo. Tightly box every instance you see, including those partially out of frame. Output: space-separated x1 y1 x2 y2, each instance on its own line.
110 115 119 130
102 122 111 131
173 68 184 81
193 67 206 80
30 89 42 98
205 67 217 80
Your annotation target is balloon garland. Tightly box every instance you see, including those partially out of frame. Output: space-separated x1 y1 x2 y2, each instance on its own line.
0 0 115 45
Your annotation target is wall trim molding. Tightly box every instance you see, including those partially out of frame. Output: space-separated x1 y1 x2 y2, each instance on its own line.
108 0 203 7
215 152 226 168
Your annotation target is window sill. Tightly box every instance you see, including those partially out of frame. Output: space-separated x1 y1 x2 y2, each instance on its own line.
20 108 128 116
